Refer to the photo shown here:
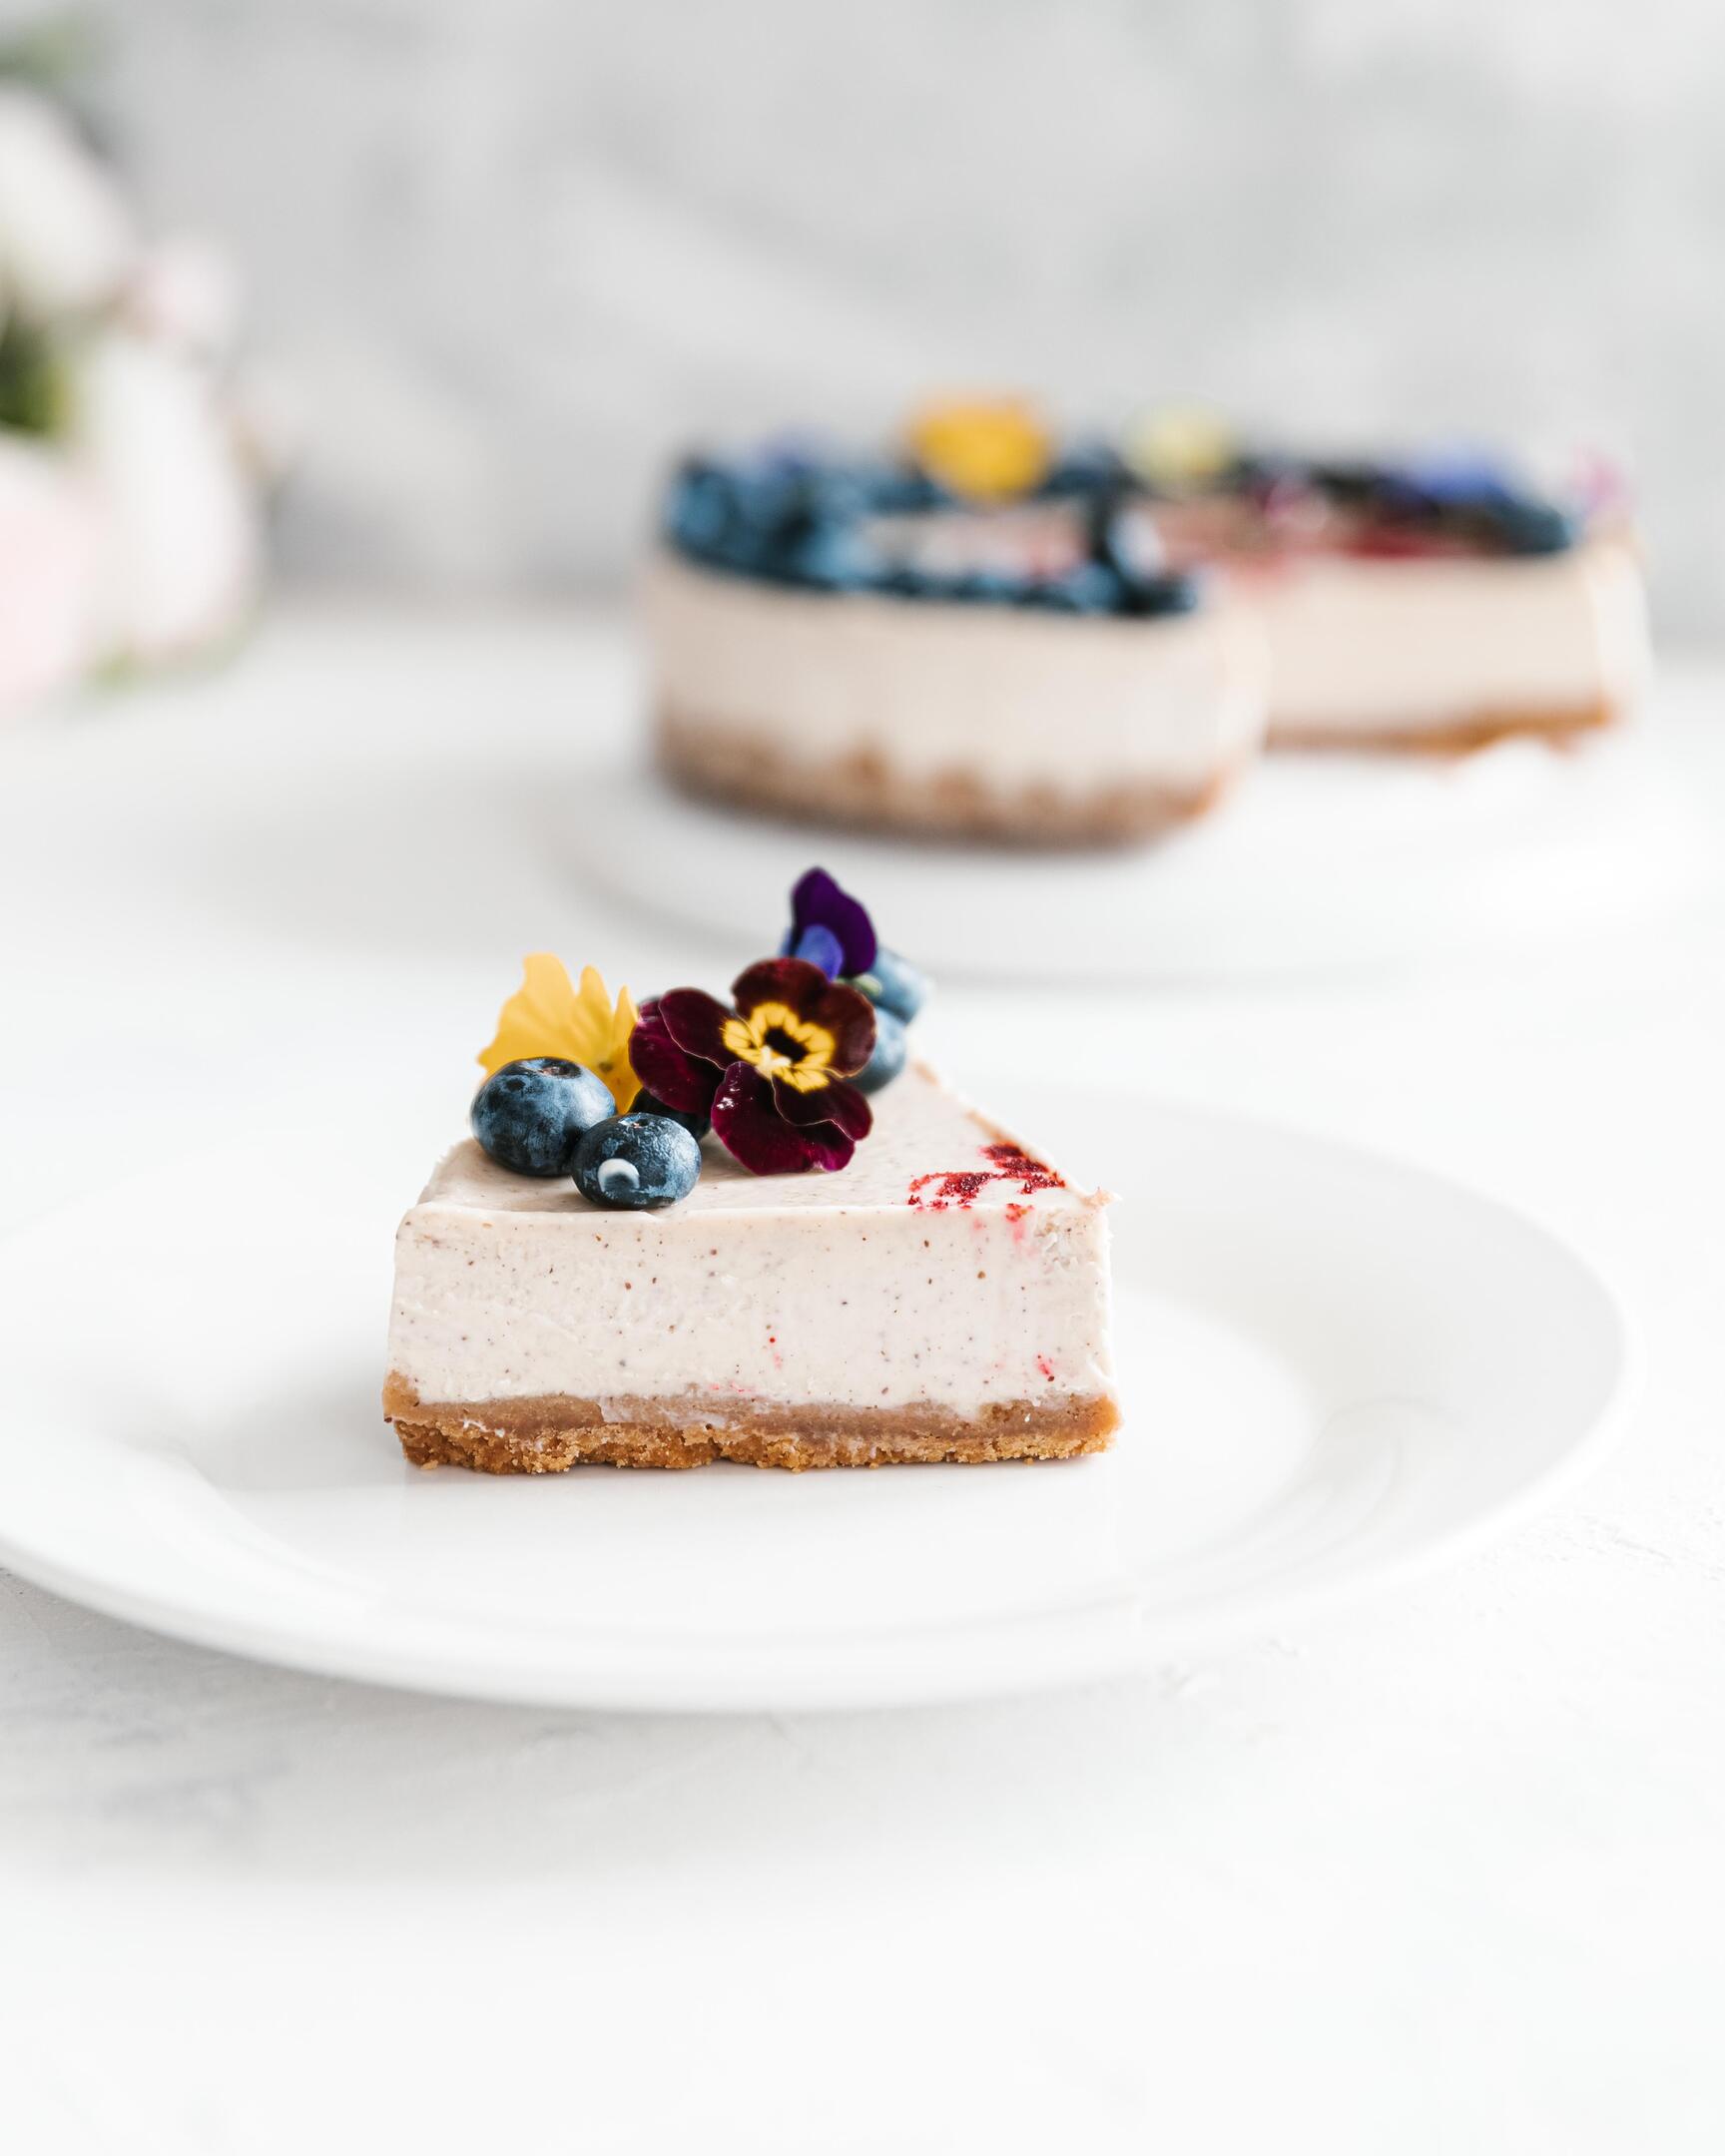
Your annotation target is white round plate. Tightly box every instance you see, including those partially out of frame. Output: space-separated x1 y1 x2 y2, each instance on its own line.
572 728 1713 982
0 1092 1637 1712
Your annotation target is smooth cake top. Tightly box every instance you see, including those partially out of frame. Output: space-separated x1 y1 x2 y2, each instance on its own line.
418 1064 1100 1223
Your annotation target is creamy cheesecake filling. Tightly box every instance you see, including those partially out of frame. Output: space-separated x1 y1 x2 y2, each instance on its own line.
1236 537 1651 739
643 550 1267 797
386 1067 1116 1421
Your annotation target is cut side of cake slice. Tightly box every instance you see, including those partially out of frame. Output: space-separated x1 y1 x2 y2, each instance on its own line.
1244 537 1650 751
383 1064 1119 1472
1146 449 1650 751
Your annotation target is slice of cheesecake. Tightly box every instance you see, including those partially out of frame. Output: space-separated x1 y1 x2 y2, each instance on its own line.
1244 536 1650 751
383 1064 1119 1472
1148 456 1651 750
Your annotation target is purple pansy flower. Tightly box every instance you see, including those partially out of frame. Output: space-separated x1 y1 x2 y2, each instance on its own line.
779 865 877 981
630 957 875 1176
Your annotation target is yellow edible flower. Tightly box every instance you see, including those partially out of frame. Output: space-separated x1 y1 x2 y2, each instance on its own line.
906 395 1051 503
1122 404 1237 493
478 955 641 1112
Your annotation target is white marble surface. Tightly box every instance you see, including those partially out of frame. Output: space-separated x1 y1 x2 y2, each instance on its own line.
55 0 1725 631
1 609 1723 2152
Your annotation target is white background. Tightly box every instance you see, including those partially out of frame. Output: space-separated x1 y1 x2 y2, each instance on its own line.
0 611 1721 2152
39 0 1725 629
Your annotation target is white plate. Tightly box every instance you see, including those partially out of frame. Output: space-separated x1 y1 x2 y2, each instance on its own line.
0 1094 1638 1712
573 728 1713 982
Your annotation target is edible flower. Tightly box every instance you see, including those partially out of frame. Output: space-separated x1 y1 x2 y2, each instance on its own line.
1122 404 1237 493
906 395 1051 503
478 955 641 1111
630 958 875 1175
779 864 877 980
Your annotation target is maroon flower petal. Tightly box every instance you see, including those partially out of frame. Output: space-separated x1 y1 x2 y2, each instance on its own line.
790 866 877 977
772 1073 872 1141
657 986 735 1067
798 976 876 1077
712 1062 858 1175
630 1000 720 1115
788 1124 860 1172
730 954 829 1015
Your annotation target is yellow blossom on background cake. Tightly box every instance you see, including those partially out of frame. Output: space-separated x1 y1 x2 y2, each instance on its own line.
905 395 1051 502
1123 404 1237 493
478 955 641 1110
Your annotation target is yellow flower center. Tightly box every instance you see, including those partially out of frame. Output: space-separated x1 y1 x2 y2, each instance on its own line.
721 1001 836 1093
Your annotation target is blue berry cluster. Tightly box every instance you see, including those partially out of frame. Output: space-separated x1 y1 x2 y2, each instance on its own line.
471 1059 701 1211
663 445 1202 618
1236 451 1578 557
666 431 1582 602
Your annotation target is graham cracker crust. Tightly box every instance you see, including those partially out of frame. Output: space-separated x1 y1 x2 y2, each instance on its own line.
383 1373 1120 1474
1270 696 1620 755
657 708 1238 846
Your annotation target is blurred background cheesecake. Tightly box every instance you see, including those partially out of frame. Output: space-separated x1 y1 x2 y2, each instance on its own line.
646 403 1269 843
643 400 1648 845
0 1 1695 798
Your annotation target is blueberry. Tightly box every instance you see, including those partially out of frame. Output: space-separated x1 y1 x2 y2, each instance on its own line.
632 1089 711 1143
938 568 1030 606
1041 441 1125 496
1492 497 1576 556
869 561 927 599
1087 493 1163 584
573 1113 703 1210
848 945 926 1024
853 1008 908 1095
471 1058 617 1177
1029 563 1124 615
665 460 740 559
1119 569 1202 618
783 522 877 592
865 463 948 515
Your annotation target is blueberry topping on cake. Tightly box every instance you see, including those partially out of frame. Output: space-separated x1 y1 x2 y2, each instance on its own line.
854 1008 909 1094
573 1114 703 1210
471 1058 617 1178
1491 497 1577 557
1031 563 1123 614
852 945 926 1024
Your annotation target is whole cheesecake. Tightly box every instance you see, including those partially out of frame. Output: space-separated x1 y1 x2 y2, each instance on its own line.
646 403 1268 845
644 408 1649 844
